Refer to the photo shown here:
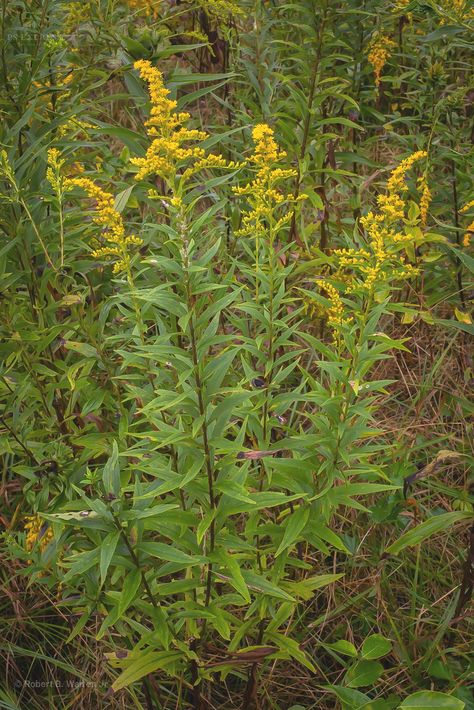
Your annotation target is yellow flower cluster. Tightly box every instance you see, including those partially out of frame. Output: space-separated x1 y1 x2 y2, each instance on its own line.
64 2 92 34
132 60 241 196
58 116 94 139
332 151 428 295
199 0 244 16
251 124 281 166
394 0 410 10
233 124 304 238
182 153 242 182
126 0 242 18
417 175 432 227
321 281 352 330
131 60 208 181
367 34 396 88
31 68 75 112
46 148 66 194
24 515 53 554
460 199 474 247
376 193 405 221
127 0 161 18
65 176 143 273
386 150 427 194
438 0 474 22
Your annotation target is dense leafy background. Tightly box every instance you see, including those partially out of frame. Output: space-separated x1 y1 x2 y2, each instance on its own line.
0 1 472 709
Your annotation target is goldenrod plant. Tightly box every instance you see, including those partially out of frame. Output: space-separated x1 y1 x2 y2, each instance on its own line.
0 2 472 709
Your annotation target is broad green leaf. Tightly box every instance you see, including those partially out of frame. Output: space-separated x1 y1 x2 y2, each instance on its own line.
66 608 92 643
216 549 251 603
398 691 465 709
63 548 100 582
266 631 316 672
361 634 392 660
345 660 383 688
324 685 371 708
284 574 344 600
242 572 296 602
325 640 358 658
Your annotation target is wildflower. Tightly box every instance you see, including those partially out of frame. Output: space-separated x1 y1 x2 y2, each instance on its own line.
24 515 53 554
57 116 94 139
461 199 474 247
198 0 243 16
321 281 352 329
127 0 161 18
252 124 282 166
393 0 414 23
332 152 429 295
44 34 68 53
386 150 427 195
131 60 207 182
462 222 473 247
377 193 405 221
65 176 143 273
63 1 92 34
367 34 396 88
132 60 240 196
182 154 243 182
232 124 303 240
46 148 67 194
438 0 473 23
417 175 431 227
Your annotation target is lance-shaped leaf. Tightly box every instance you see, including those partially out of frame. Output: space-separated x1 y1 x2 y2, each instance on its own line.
275 506 309 556
111 650 184 692
100 531 120 585
385 511 472 556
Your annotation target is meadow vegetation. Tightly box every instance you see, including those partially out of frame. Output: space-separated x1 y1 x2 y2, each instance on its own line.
0 1 473 708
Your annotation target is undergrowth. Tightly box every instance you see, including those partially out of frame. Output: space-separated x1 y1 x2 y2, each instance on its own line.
0 1 472 709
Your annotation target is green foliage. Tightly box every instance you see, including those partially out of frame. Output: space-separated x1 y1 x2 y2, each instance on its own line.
0 1 472 709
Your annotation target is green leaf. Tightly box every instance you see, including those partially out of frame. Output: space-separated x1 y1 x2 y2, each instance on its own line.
325 640 358 658
118 569 141 615
111 650 183 691
63 341 98 358
63 548 100 582
266 631 316 672
385 512 473 555
275 506 309 557
398 691 465 709
242 572 296 602
325 685 371 709
100 531 120 586
138 542 203 566
103 441 121 499
66 608 92 643
284 573 344 600
345 660 383 688
214 549 251 603
361 634 391 660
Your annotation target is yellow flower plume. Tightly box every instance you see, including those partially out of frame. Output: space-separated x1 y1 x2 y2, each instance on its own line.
66 176 143 273
131 60 240 186
24 515 53 554
367 34 396 88
460 199 474 247
131 60 207 181
233 123 304 239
